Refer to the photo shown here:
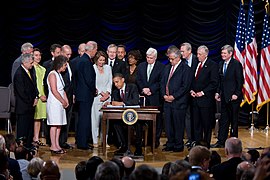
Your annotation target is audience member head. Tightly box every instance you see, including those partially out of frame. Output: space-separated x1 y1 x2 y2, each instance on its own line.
121 156 135 177
110 157 124 179
0 149 9 180
129 164 159 180
225 137 242 158
52 55 68 72
93 51 108 65
247 149 260 165
161 162 172 176
175 159 191 171
0 135 6 151
146 47 158 64
75 160 88 180
117 44 126 61
4 133 17 153
86 156 104 179
188 145 211 171
27 157 44 178
168 162 183 178
209 150 221 170
14 145 28 160
95 161 120 180
236 161 255 180
40 160 61 180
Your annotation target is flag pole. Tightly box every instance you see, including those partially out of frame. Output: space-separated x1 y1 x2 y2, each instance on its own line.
263 103 269 133
249 103 258 133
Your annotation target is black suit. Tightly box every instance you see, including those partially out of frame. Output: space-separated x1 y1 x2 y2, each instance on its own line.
211 157 243 180
75 53 96 148
112 83 140 149
8 158 23 180
183 54 198 143
59 62 74 146
14 66 39 148
217 58 244 144
191 59 218 146
161 61 192 149
110 58 127 77
136 61 165 145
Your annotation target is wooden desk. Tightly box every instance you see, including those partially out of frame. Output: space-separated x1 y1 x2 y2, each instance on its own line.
100 106 160 155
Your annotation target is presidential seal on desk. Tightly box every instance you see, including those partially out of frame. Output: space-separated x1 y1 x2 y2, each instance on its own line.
122 109 138 125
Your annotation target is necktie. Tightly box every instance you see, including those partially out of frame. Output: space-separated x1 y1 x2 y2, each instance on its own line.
121 89 125 100
195 63 203 80
165 66 175 95
109 60 113 67
147 64 152 81
27 71 32 80
223 62 227 76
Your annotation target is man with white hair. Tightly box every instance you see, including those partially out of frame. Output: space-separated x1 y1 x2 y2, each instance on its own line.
136 47 165 148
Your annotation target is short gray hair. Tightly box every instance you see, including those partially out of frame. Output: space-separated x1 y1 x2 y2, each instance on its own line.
146 47 157 58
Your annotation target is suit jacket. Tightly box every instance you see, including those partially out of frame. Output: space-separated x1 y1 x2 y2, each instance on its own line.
13 66 39 114
61 62 74 105
8 158 23 180
112 83 139 106
42 59 53 96
211 157 243 180
217 58 244 103
136 61 165 106
161 60 192 109
184 53 199 75
75 53 96 102
109 58 127 77
11 56 22 82
70 55 81 93
191 59 219 107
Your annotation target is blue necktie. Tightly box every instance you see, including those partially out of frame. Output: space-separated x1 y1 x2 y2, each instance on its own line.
223 62 227 75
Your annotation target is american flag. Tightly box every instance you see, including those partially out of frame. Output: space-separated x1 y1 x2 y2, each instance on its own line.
234 2 246 66
241 0 258 106
257 11 270 111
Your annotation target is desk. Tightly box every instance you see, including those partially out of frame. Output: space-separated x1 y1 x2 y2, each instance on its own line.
100 106 160 155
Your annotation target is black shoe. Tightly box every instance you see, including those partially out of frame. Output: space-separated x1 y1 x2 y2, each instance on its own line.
185 140 192 147
134 148 143 156
77 145 93 150
210 142 224 148
61 143 73 149
88 144 94 149
162 146 174 152
114 147 128 155
173 147 184 152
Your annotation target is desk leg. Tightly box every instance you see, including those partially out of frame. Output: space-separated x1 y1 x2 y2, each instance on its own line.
102 116 107 155
152 114 156 154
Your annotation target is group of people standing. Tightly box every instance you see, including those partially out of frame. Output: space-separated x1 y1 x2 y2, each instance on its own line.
10 40 244 156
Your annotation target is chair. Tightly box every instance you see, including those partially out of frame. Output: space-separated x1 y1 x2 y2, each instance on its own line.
8 83 15 113
0 86 12 133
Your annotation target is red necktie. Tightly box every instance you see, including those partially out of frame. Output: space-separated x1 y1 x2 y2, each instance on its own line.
166 66 175 95
195 63 203 80
121 89 125 100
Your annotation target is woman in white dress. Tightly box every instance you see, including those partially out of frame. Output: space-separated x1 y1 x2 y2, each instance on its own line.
91 51 112 148
47 55 69 154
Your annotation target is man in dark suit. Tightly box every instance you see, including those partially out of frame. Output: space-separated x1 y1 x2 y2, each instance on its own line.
136 47 165 148
161 46 192 152
42 43 62 145
211 45 244 148
13 53 39 148
75 41 97 150
106 43 127 146
210 137 243 180
59 44 74 149
180 42 199 148
110 73 141 155
190 45 218 148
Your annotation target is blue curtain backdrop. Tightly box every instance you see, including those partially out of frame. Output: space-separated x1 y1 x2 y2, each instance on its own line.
0 0 268 121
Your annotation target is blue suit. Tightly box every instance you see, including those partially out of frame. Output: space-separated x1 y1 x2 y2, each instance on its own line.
75 53 96 148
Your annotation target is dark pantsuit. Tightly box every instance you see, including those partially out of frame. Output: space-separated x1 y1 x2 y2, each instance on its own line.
16 112 34 148
60 104 73 145
76 101 92 148
164 106 186 149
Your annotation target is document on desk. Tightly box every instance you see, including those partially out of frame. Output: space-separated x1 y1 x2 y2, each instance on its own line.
106 105 140 108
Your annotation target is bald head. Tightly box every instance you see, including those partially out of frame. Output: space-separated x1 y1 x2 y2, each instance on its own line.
225 137 242 157
121 156 135 168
